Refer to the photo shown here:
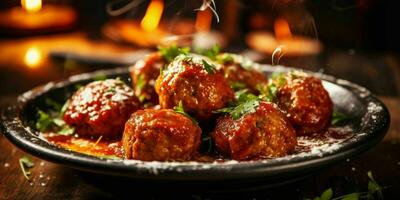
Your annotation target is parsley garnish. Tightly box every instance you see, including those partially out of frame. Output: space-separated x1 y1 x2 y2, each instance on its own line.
202 59 217 74
174 101 198 124
196 44 221 60
215 90 260 120
19 156 34 181
93 74 107 81
135 74 145 92
216 53 234 64
36 98 75 135
158 45 190 62
229 81 247 91
257 72 286 102
331 111 350 125
306 171 383 200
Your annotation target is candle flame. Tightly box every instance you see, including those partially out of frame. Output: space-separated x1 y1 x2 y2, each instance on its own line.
21 0 42 13
24 47 42 68
140 0 164 32
274 18 292 41
195 8 212 32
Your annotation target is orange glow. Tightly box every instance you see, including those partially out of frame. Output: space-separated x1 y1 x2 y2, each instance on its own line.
274 18 292 41
140 0 164 32
21 0 42 13
24 47 42 68
195 8 212 32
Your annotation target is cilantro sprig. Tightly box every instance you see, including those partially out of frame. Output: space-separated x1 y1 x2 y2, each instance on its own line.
35 98 74 135
196 44 221 60
19 156 34 181
215 90 260 120
306 171 383 200
257 72 286 102
201 59 217 74
331 111 350 125
158 45 190 62
174 101 198 124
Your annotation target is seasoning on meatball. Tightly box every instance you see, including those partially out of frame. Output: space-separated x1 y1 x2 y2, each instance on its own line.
155 54 235 120
212 101 297 160
122 109 202 161
216 53 268 93
130 52 165 104
63 79 141 138
271 71 333 135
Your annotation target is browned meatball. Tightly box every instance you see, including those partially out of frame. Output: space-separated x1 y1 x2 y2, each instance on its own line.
274 72 333 135
217 53 268 93
122 109 201 161
130 52 165 104
64 79 141 138
212 101 297 160
155 55 235 120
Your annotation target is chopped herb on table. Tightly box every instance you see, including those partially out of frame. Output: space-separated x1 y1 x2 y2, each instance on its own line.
306 171 383 200
19 156 34 181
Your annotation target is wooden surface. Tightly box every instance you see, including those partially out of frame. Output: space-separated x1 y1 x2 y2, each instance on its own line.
1 96 400 199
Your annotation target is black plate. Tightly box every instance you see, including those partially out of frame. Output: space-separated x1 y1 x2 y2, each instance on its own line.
0 66 390 184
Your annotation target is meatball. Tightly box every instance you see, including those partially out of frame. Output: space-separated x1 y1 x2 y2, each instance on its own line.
212 101 297 160
274 72 333 135
122 109 201 161
130 52 165 104
155 55 235 120
64 79 141 138
217 53 268 93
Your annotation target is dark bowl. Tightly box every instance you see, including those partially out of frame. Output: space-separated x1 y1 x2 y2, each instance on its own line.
0 66 390 186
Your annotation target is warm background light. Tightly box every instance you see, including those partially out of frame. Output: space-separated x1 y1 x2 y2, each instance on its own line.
195 8 212 32
140 0 164 32
274 18 292 41
24 47 42 68
21 0 42 13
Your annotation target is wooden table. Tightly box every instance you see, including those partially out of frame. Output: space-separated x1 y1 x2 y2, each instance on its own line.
1 96 399 199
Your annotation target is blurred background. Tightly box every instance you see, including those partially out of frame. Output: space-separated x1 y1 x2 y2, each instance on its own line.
0 0 399 97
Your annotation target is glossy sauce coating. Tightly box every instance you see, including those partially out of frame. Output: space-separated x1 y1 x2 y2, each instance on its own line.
130 52 165 104
63 79 141 139
122 109 202 161
276 73 333 135
218 54 268 93
155 55 235 120
212 101 297 160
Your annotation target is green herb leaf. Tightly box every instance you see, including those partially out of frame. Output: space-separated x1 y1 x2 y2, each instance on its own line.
36 110 53 132
215 90 260 120
229 81 247 91
19 156 34 181
367 171 383 199
96 155 123 160
216 53 234 64
196 44 220 60
202 59 217 74
45 98 62 111
60 100 70 117
135 74 146 92
93 74 107 81
331 111 350 125
158 45 190 62
174 101 198 124
58 126 75 135
320 188 333 200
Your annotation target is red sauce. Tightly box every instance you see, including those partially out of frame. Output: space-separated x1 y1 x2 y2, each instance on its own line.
42 133 123 158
